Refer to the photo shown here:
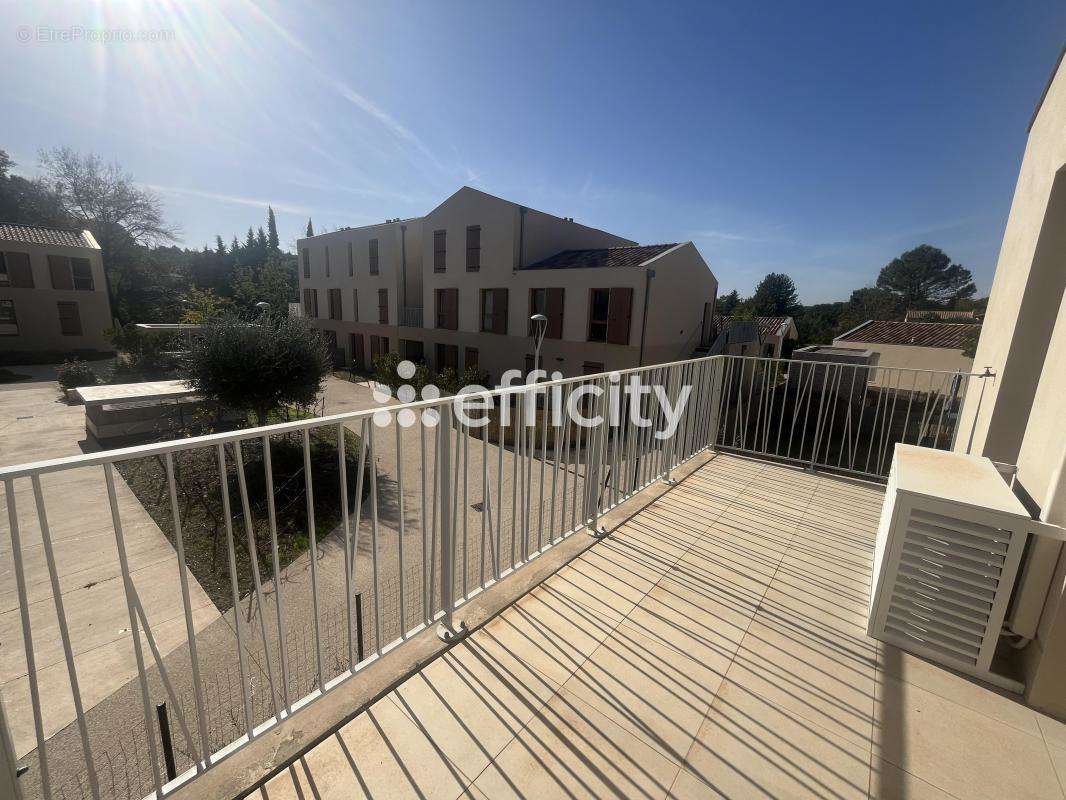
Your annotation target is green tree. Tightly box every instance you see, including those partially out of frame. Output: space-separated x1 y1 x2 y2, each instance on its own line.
267 206 280 250
305 218 314 237
716 290 741 316
256 226 268 252
750 272 800 317
180 287 229 324
876 245 976 307
215 235 226 257
232 253 299 312
184 312 329 425
244 226 255 252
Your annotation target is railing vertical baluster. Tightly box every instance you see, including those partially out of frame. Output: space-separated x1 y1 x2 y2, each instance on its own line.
511 394 520 567
164 454 212 765
396 419 407 635
495 413 504 578
337 424 355 667
366 425 382 654
5 479 53 800
261 435 291 711
103 464 164 797
299 432 327 687
420 422 430 625
560 385 573 536
429 415 440 616
480 420 489 587
549 383 561 544
30 476 102 798
538 383 548 550
348 421 368 657
460 416 469 597
437 409 465 640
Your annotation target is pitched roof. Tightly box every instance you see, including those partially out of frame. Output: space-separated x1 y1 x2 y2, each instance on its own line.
524 243 678 270
904 309 978 322
714 314 796 340
836 320 979 349
0 223 97 249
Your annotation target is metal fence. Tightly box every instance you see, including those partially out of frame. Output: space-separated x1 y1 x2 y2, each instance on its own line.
398 306 423 328
712 354 992 479
1 355 720 800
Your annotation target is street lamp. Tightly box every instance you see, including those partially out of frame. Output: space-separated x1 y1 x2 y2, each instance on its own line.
255 301 271 315
529 314 547 381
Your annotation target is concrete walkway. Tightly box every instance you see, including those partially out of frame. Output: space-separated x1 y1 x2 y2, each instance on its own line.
0 378 219 761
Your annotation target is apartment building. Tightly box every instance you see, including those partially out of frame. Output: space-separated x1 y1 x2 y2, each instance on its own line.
0 223 113 363
298 186 718 382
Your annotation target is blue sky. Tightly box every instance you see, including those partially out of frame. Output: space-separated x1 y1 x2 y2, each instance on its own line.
1 1 1063 303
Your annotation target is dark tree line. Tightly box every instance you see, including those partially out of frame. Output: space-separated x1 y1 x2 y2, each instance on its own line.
0 147 299 325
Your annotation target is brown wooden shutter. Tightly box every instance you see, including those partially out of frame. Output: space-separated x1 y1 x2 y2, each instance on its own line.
466 226 481 271
5 252 34 287
348 242 354 276
434 230 446 272
464 347 478 369
378 288 388 323
49 255 73 289
493 288 508 334
447 288 458 329
57 301 82 336
369 239 379 274
606 287 633 345
350 333 364 369
546 288 565 339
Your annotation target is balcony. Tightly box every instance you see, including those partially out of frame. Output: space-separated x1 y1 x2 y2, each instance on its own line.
3 356 1063 800
399 306 423 328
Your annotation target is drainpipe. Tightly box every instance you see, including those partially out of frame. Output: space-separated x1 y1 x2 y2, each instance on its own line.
638 268 655 366
399 224 408 310
516 207 527 271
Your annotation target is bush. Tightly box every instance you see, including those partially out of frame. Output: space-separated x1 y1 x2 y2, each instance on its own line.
107 323 180 379
183 312 329 425
57 359 99 390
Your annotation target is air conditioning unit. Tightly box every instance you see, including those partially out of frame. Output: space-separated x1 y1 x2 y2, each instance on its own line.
868 445 1035 687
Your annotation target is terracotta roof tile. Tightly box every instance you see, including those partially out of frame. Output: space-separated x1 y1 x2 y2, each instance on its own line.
836 320 979 349
524 243 678 270
0 223 95 249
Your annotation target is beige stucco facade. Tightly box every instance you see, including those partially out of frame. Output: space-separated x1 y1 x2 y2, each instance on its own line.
953 49 1066 715
0 228 113 363
298 187 717 383
829 339 975 392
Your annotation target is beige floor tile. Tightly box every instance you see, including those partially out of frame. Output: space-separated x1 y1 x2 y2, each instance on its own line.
682 679 871 799
471 688 681 800
873 672 1063 800
877 643 1042 738
388 636 560 780
725 612 876 748
761 572 870 633
1039 714 1066 752
539 559 637 621
259 697 472 800
1048 747 1066 793
470 583 617 686
681 534 782 585
869 758 966 799
561 625 722 761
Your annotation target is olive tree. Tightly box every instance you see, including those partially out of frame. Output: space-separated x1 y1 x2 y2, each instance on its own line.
184 312 329 425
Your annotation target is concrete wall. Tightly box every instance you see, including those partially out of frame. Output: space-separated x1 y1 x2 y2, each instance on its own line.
0 235 113 362
951 52 1066 715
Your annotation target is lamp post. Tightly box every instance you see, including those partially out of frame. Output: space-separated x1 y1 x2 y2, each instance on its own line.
529 313 547 381
255 301 271 316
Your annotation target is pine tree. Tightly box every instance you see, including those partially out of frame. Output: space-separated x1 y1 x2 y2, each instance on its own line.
215 235 226 256
267 206 280 250
245 226 255 251
305 218 314 237
230 236 240 256
256 226 268 251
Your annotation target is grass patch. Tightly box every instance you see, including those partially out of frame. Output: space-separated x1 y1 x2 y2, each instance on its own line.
116 424 365 611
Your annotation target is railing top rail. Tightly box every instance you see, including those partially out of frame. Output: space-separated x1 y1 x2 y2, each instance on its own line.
0 354 717 481
732 353 994 378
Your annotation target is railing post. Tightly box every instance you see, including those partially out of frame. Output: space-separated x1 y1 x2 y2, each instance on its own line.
663 364 680 485
707 357 724 451
587 376 610 538
437 408 468 642
0 693 23 800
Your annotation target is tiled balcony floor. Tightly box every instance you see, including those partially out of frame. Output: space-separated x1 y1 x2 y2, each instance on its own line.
253 454 1066 800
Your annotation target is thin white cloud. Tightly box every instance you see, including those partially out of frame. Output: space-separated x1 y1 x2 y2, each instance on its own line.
148 183 310 216
693 229 753 242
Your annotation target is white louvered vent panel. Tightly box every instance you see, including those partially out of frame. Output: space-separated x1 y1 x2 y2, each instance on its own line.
868 447 1032 682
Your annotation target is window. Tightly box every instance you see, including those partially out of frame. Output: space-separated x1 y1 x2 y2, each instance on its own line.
587 287 633 344
71 258 93 290
349 333 364 369
369 239 379 275
351 289 359 322
433 229 446 272
49 255 94 290
57 301 82 336
466 225 481 271
582 361 605 375
402 339 425 363
303 287 318 318
347 242 354 277
378 288 388 323
370 335 389 359
464 347 479 370
435 343 459 371
301 249 310 278
530 288 564 338
324 246 331 277
329 288 342 320
0 252 33 287
0 299 17 335
435 287 458 330
480 288 508 334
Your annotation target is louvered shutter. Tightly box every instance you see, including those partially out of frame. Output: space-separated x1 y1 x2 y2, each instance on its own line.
606 287 633 344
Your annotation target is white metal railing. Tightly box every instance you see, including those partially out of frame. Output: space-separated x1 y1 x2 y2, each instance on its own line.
712 354 993 479
399 306 423 327
0 355 722 800
0 352 993 800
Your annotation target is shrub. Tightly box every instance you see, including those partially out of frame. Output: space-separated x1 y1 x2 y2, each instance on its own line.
183 312 329 426
57 359 99 390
